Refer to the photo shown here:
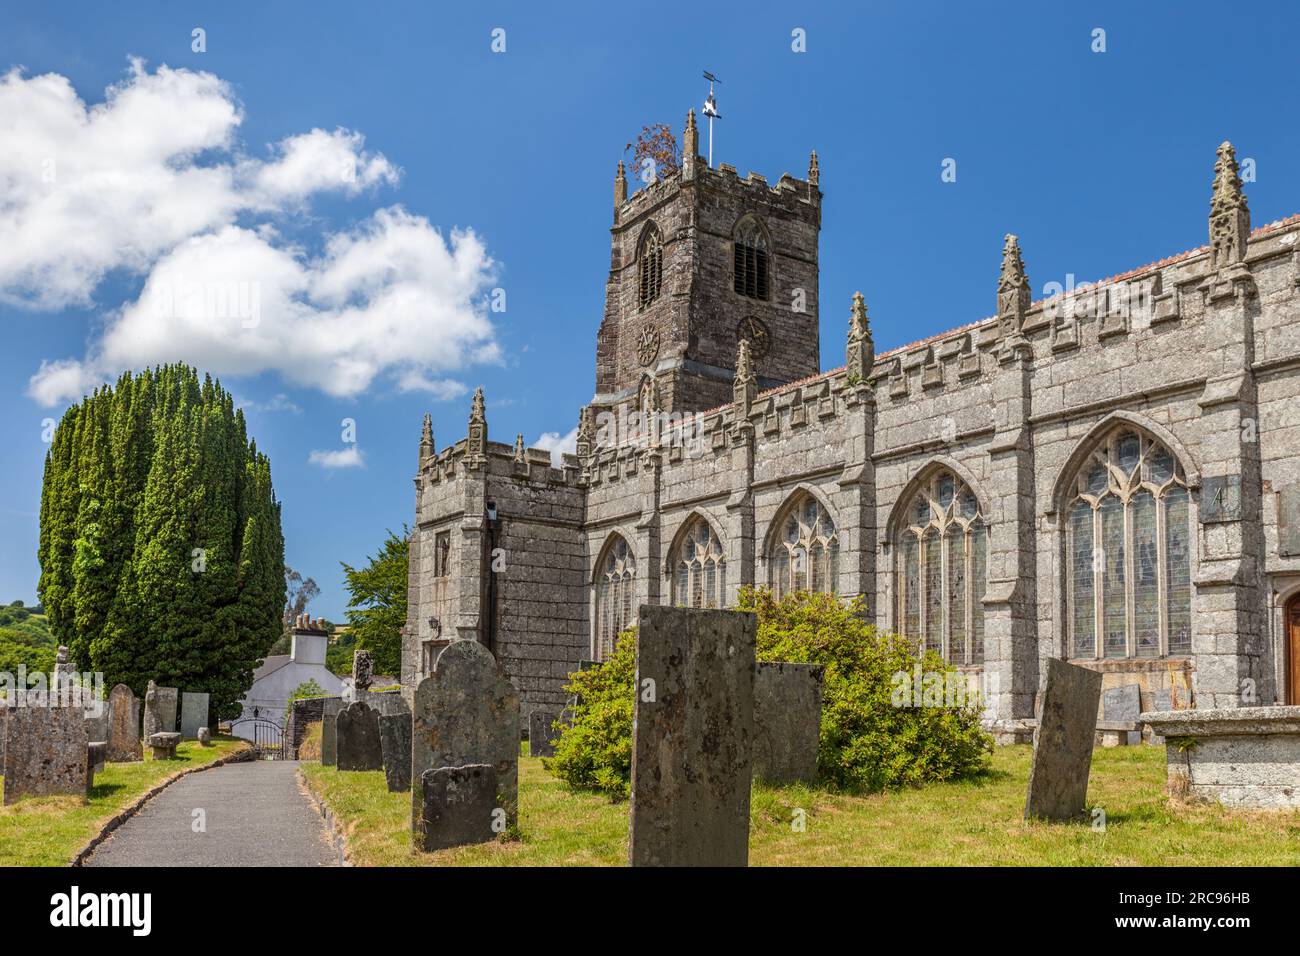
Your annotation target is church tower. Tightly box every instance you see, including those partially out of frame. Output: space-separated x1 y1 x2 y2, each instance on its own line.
593 111 822 420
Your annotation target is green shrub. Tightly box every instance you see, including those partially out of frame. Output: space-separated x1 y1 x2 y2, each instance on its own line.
738 586 992 791
546 587 992 798
543 634 636 799
284 678 327 724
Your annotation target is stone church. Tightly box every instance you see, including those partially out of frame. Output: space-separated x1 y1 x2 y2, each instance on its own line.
401 110 1300 737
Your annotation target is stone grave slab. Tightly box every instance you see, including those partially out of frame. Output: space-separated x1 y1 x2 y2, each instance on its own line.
336 701 383 771
753 662 823 784
3 705 89 804
419 764 498 852
180 692 209 740
1024 658 1103 821
411 640 519 847
380 713 412 792
321 697 343 766
106 684 142 762
629 605 756 867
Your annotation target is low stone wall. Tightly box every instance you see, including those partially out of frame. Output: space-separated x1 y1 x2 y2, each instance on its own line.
287 697 331 759
1141 706 1300 809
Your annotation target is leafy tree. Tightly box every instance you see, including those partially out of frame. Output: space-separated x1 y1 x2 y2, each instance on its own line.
340 529 408 676
625 124 681 185
37 365 285 721
284 678 327 723
547 588 992 797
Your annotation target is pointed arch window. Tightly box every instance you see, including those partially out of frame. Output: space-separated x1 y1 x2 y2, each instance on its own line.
770 493 840 599
896 470 987 665
595 536 635 661
733 218 769 300
671 516 726 609
638 227 663 309
1065 428 1191 659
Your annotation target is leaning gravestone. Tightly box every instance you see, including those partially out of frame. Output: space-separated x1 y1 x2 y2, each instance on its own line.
528 710 561 758
380 713 413 792
752 662 823 785
629 605 756 867
106 683 143 762
336 701 383 771
420 764 498 851
1024 658 1103 821
180 692 209 740
411 640 519 849
321 697 343 766
3 704 89 804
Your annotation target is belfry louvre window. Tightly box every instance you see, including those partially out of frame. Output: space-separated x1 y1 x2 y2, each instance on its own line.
672 516 726 609
897 470 987 665
733 219 769 300
1065 428 1191 660
770 493 840 599
595 536 635 661
638 228 663 309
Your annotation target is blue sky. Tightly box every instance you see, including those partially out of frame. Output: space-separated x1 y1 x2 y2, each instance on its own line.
1 1 1297 621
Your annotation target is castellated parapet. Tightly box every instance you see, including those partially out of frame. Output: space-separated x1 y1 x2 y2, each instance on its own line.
406 138 1300 730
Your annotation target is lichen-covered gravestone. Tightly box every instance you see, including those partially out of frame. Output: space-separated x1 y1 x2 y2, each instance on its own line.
420 764 498 851
180 692 209 740
335 701 383 771
353 649 373 691
629 605 756 867
1024 658 1103 821
380 713 413 792
752 662 823 785
321 698 343 766
3 704 90 804
411 640 519 849
528 710 561 758
106 683 143 762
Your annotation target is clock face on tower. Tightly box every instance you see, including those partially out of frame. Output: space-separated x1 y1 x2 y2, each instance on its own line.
737 316 770 360
637 325 661 366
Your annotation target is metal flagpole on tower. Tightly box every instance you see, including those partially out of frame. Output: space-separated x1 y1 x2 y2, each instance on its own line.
702 71 720 168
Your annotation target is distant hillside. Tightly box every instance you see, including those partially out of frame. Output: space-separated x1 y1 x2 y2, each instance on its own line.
0 601 57 676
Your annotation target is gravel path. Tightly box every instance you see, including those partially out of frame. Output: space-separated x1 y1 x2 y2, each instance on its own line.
84 760 338 867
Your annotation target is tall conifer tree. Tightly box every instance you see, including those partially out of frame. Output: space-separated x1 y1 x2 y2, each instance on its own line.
38 365 285 720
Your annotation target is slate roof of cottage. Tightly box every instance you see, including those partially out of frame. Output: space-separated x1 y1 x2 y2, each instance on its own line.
252 655 291 682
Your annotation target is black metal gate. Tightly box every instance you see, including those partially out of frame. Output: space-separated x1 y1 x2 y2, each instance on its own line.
230 716 286 759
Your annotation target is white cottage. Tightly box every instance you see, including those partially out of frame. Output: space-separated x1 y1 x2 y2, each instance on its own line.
234 615 344 741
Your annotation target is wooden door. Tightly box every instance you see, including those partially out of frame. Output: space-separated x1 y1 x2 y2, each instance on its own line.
1289 596 1300 706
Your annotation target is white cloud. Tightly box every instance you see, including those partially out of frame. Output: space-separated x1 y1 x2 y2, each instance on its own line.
308 446 365 469
4 60 500 407
533 425 579 468
235 393 302 415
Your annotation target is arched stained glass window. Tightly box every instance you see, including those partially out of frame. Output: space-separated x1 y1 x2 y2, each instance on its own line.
896 470 987 665
1065 428 1192 658
595 536 635 661
672 516 726 609
770 493 839 599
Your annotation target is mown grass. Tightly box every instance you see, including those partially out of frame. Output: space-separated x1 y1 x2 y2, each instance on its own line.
300 743 1300 867
0 737 248 866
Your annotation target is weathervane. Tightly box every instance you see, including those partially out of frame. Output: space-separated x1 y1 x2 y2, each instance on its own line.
702 70 721 168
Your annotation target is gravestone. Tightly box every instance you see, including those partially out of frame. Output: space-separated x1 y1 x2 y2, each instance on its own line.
629 605 756 867
142 681 161 738
180 692 209 740
86 742 106 790
197 726 212 747
1102 684 1141 722
411 640 519 848
155 686 178 734
335 701 383 771
321 697 343 766
752 662 823 784
528 710 561 758
3 705 89 804
106 684 142 762
380 713 413 792
419 765 498 852
148 732 181 760
353 650 373 691
1024 658 1103 821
